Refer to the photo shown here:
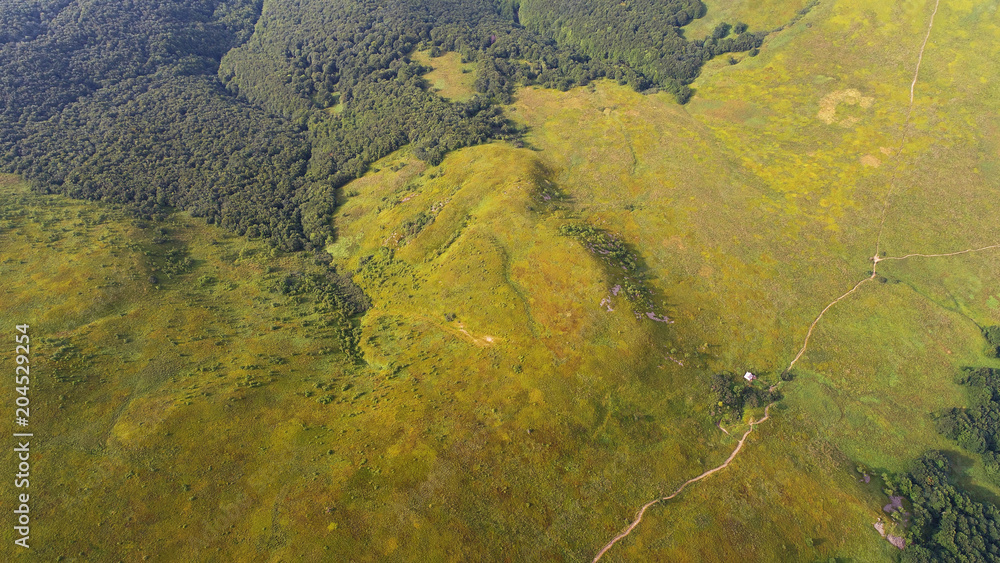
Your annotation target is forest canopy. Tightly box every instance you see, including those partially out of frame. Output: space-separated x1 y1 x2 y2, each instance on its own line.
934 366 1000 484
888 337 1000 560
0 0 764 249
885 452 1000 562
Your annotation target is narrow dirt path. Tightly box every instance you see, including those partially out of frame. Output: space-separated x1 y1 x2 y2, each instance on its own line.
875 0 942 257
787 273 876 370
910 0 941 105
592 405 773 562
592 2 946 559
881 244 1000 262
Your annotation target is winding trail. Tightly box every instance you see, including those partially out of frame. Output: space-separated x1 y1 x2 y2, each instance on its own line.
592 405 773 563
787 273 876 371
592 1 951 559
881 244 1000 262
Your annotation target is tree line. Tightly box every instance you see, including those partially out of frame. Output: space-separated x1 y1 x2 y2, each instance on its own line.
0 0 766 253
934 366 1000 484
882 327 1000 560
884 452 1000 562
512 0 765 101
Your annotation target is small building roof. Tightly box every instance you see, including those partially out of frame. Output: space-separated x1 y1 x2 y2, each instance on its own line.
744 371 756 381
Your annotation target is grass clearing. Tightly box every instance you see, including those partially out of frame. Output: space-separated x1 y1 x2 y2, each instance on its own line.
684 0 813 39
412 50 478 102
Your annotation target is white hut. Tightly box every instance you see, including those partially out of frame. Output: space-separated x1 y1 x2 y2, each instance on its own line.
744 371 756 382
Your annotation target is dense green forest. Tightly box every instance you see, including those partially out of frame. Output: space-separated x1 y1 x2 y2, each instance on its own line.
513 0 765 101
0 0 764 250
934 365 1000 483
0 0 327 250
884 452 1000 562
886 330 1000 560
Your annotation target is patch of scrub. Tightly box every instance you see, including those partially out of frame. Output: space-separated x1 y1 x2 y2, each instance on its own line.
860 155 881 168
817 88 874 126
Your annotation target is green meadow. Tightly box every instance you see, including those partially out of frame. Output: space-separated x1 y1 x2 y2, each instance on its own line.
3 0 1000 560
411 50 479 103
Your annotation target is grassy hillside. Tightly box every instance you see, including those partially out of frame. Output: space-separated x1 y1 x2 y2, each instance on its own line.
0 176 371 559
501 0 1000 558
326 143 729 559
3 0 1000 560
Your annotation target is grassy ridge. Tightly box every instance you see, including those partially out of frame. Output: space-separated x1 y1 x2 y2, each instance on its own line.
0 156 725 560
328 143 736 558
0 176 373 559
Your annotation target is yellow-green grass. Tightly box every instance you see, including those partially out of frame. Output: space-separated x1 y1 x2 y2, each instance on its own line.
329 143 745 558
3 0 1000 558
496 0 1000 558
411 50 477 102
0 165 730 560
507 79 910 558
0 176 379 559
